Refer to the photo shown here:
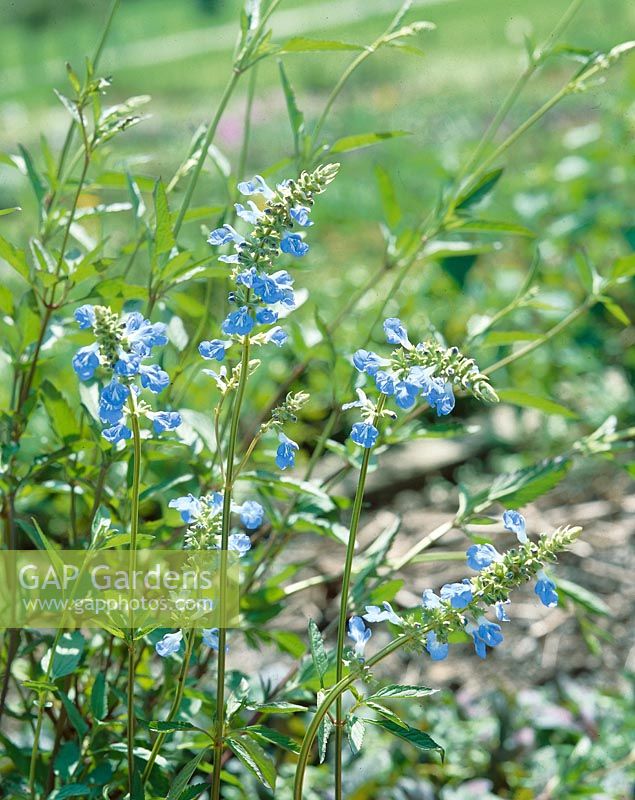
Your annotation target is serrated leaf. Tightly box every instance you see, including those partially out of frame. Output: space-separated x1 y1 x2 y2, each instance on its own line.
153 179 175 256
246 725 301 754
308 619 328 684
317 711 333 764
365 701 408 729
44 632 85 681
346 715 365 754
330 131 410 154
498 389 578 419
475 456 571 512
368 718 444 758
148 720 196 733
58 689 89 738
0 233 30 280
166 749 209 800
226 735 276 791
247 700 305 714
367 684 438 700
455 167 504 211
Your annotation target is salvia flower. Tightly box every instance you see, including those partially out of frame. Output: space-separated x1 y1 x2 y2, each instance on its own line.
202 628 228 652
466 543 501 571
170 491 265 549
199 339 232 362
363 601 402 626
535 570 558 607
383 317 412 349
235 500 264 530
440 580 474 609
155 630 183 657
350 421 379 449
71 304 180 444
348 616 372 660
228 533 252 556
503 509 528 543
466 618 504 659
276 432 299 470
425 631 449 661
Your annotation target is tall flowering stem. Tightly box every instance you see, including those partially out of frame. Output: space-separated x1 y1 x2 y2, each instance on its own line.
211 338 252 800
333 394 386 798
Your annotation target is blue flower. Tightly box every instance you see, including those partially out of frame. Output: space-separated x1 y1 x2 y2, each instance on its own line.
265 326 288 347
383 317 411 349
236 500 264 530
290 206 313 227
222 307 255 336
139 364 170 393
74 304 95 329
280 231 309 257
72 344 100 381
169 494 202 524
101 423 132 444
535 570 558 607
237 174 275 200
235 267 258 288
252 270 294 305
202 628 228 651
152 411 182 434
467 618 503 659
421 589 442 610
503 510 527 544
495 600 511 622
276 432 298 470
362 601 401 625
235 201 263 224
114 351 141 377
228 532 251 556
425 380 455 416
348 616 372 659
124 314 167 355
199 339 232 362
155 630 183 657
99 380 129 424
440 581 473 609
350 422 379 449
256 308 278 325
426 631 449 661
466 543 501 571
406 365 434 391
353 349 385 376
374 371 395 396
394 380 419 409
207 224 244 247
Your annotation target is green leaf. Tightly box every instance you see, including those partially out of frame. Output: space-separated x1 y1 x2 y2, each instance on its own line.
278 60 305 157
610 253 635 282
166 749 209 800
58 689 89 738
448 218 535 237
375 165 401 228
602 299 630 326
330 131 410 154
153 179 175 256
317 704 333 764
365 701 408 729
498 389 578 419
148 719 197 734
368 718 444 759
476 455 571 512
278 37 364 53
455 167 504 211
557 577 611 617
247 700 305 714
226 735 276 791
52 785 91 799
241 470 335 509
45 632 85 681
367 684 438 700
480 330 542 347
18 144 46 210
0 233 30 281
0 206 21 217
346 715 365 754
308 619 328 684
90 673 107 721
245 725 301 754
42 381 78 441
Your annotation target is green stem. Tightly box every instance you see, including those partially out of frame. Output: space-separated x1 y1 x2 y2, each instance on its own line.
294 634 411 800
173 70 242 237
333 395 385 799
142 630 196 783
126 401 142 794
211 337 251 800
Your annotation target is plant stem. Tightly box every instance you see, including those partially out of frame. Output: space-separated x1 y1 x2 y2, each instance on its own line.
211 337 251 800
142 629 196 783
333 395 385 799
126 400 142 794
294 634 411 800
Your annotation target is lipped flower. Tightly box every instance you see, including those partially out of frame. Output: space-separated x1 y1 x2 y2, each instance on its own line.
466 543 501 571
466 618 504 659
202 628 228 652
425 631 449 661
228 533 252 556
155 630 183 657
276 432 299 470
440 580 473 609
348 616 372 660
363 601 402 625
535 570 558 607
71 304 181 445
503 509 528 543
199 339 232 362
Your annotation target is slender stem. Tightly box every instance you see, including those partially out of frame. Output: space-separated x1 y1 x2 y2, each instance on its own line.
211 337 251 800
142 630 196 783
333 395 385 798
126 401 142 794
174 71 242 237
294 635 411 800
